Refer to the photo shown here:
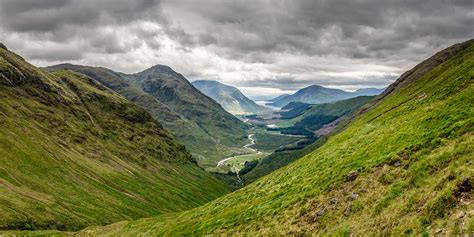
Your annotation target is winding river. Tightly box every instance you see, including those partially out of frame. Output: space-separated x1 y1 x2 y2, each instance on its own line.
216 134 260 167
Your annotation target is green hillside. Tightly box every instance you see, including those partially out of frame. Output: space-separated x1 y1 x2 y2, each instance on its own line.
47 64 250 167
0 46 229 231
78 40 474 236
231 96 373 187
275 96 374 134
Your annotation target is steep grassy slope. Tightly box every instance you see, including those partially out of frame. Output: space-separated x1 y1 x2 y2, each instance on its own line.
47 64 249 167
238 136 325 186
0 46 229 231
80 40 474 236
130 66 249 149
192 80 269 115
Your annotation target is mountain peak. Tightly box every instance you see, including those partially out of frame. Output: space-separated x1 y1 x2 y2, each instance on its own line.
304 85 324 90
299 85 337 93
269 84 387 107
149 64 178 74
135 64 183 80
151 64 173 71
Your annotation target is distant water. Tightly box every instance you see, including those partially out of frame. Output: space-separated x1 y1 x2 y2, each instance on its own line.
256 101 281 110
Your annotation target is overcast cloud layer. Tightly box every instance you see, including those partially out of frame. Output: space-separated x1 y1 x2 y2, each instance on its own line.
0 0 472 97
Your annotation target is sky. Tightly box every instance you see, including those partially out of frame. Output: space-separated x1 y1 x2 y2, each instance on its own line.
0 0 473 98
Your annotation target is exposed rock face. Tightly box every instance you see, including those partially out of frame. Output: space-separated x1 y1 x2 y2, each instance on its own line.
0 47 52 91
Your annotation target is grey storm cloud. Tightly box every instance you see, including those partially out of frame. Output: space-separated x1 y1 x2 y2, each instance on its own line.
0 0 163 33
0 0 472 95
161 0 473 62
0 0 165 56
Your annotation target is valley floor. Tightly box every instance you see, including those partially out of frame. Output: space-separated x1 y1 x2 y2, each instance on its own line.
206 129 307 175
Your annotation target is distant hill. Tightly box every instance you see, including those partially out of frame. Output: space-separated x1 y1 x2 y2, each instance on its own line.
0 46 229 230
275 96 374 135
47 64 250 167
269 85 383 107
79 40 474 236
279 101 313 118
268 94 290 102
192 80 269 115
353 87 385 96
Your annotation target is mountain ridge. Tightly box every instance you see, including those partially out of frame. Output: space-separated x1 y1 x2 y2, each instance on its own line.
268 93 290 102
269 85 384 107
192 80 270 115
47 64 250 167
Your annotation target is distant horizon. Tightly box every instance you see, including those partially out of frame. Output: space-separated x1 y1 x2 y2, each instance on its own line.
37 60 389 99
190 78 385 100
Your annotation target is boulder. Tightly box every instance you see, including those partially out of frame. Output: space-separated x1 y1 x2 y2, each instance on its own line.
316 208 325 216
344 204 352 217
347 171 358 181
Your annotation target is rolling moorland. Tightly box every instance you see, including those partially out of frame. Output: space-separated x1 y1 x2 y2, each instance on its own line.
71 39 474 235
0 44 229 231
46 64 250 168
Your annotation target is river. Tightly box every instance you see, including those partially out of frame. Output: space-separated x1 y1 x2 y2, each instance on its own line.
216 134 260 167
